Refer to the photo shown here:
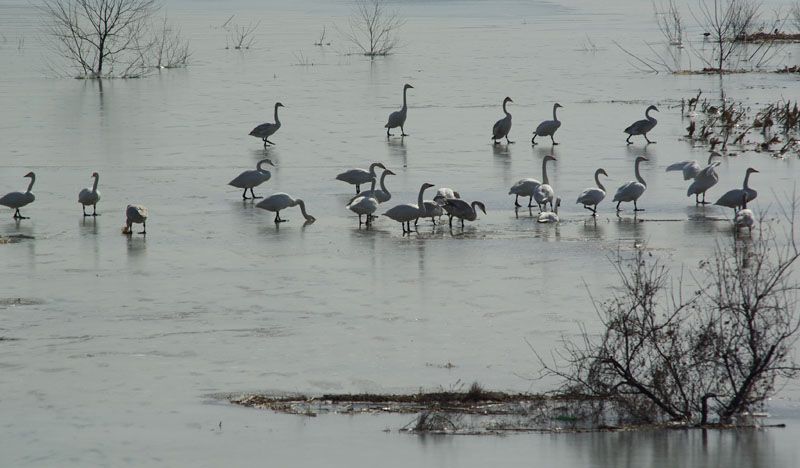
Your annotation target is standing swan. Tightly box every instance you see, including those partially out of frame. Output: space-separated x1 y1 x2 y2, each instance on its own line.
249 102 284 147
576 168 608 215
348 169 396 204
385 84 413 137
666 152 720 180
532 103 563 145
347 195 379 226
256 193 316 224
336 162 387 194
443 199 487 229
383 182 434 233
533 155 557 211
685 152 722 204
0 171 35 219
123 204 148 235
537 197 561 223
714 167 758 213
613 157 648 212
492 97 514 145
78 172 101 216
624 105 659 144
229 158 275 199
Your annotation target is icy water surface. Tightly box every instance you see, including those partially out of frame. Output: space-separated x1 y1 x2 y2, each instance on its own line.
1 0 800 466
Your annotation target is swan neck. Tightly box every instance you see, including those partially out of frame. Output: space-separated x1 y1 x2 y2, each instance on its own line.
552 104 559 121
503 100 509 116
26 174 35 192
416 185 427 211
402 87 408 109
379 171 390 193
646 107 655 120
297 199 311 220
368 177 377 192
92 174 99 192
257 160 266 172
594 170 605 192
635 160 646 186
743 171 751 189
542 159 550 185
274 104 280 123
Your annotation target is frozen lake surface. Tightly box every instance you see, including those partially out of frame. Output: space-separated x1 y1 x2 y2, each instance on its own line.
1 0 800 465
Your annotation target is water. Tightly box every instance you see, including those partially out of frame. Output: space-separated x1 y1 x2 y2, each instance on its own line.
1 0 799 466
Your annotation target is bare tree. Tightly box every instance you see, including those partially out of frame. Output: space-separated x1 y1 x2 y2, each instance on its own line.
39 0 158 78
690 0 761 74
149 14 190 69
341 0 404 57
654 0 684 46
226 21 259 50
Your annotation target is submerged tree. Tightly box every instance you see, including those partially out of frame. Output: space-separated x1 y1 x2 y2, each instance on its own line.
341 0 404 57
691 0 761 74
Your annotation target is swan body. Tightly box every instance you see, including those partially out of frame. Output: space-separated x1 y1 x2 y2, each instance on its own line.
249 102 284 146
666 160 702 180
0 171 35 219
492 97 514 144
229 158 274 199
537 197 561 223
443 199 486 229
123 204 147 234
347 195 379 226
532 103 563 145
714 168 758 213
385 84 413 137
625 105 658 144
383 182 434 233
687 161 721 204
735 208 755 232
419 200 444 225
533 155 557 211
349 169 396 204
576 168 608 215
336 162 386 194
613 156 648 211
509 179 541 208
78 172 101 216
256 193 315 223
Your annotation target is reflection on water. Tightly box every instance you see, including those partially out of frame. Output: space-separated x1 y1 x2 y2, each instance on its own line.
386 137 408 167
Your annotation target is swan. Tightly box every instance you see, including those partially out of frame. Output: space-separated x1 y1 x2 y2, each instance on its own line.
532 103 563 145
336 162 386 194
624 105 658 144
433 187 460 205
443 199 486 229
256 193 315 224
537 197 561 223
714 167 758 213
509 177 541 208
686 153 723 204
229 158 274 199
123 204 147 235
385 84 413 137
249 102 284 147
613 156 648 212
533 155 557 211
0 171 35 219
78 172 101 216
576 168 608 215
347 169 395 204
734 194 755 233
492 97 514 145
418 200 444 226
666 152 719 181
347 195 379 226
383 182 434 233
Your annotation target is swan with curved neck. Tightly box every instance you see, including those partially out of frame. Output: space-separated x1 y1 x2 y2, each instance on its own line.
533 155 557 211
624 105 659 144
385 84 413 137
714 167 759 213
256 193 315 224
349 169 396 204
78 172 101 216
667 152 719 181
249 102 284 147
492 97 514 145
613 157 648 212
123 204 148 235
336 162 387 194
532 103 563 145
576 168 608 215
685 152 722 204
443 199 486 229
229 158 275 199
0 172 36 219
383 182 434 233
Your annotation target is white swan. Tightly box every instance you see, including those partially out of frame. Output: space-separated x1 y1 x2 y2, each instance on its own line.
229 158 274 199
533 155 557 211
686 153 722 204
576 168 608 215
348 169 396 204
336 162 386 194
433 187 460 205
624 105 658 144
613 156 648 212
0 171 35 219
256 193 315 224
509 178 541 208
492 97 514 145
532 103 563 145
123 204 148 235
443 199 486 229
249 102 284 147
714 167 758 213
666 152 720 181
383 182 434 233
537 197 561 223
385 84 413 137
347 195 379 226
78 172 101 216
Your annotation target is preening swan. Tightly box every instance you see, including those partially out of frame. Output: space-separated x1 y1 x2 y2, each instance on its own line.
78 172 101 216
533 155 557 211
123 204 148 235
686 153 722 204
532 103 563 145
385 84 413 137
537 197 561 223
383 182 434 233
714 167 758 213
229 158 274 199
443 199 486 229
613 156 648 212
734 194 755 233
492 97 514 145
433 187 460 205
0 171 35 219
348 169 396 204
624 105 658 144
576 168 608 215
347 194 379 226
256 193 316 224
249 102 284 147
336 162 387 194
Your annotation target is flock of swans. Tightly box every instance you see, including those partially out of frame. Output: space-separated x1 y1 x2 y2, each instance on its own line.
0 84 761 235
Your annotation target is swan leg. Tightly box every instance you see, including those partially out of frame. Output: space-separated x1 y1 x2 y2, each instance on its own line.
387 127 392 137
15 209 28 220
401 126 408 137
514 195 522 208
140 221 146 235
265 139 275 145
634 200 645 211
82 205 88 216
699 192 709 205
531 134 537 145
263 138 268 148
92 204 99 216
645 134 656 144
242 188 250 200
414 218 418 228
250 188 262 199
551 135 559 145
493 139 500 145
626 135 633 145
355 184 360 194
448 215 453 228
616 201 622 212
460 218 465 229
506 136 514 144
528 196 534 208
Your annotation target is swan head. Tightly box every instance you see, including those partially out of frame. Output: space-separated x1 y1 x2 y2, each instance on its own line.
544 155 557 163
474 201 487 215
275 102 284 108
421 183 435 191
635 156 649 164
383 169 396 176
597 168 609 178
304 214 316 223
259 158 275 167
373 162 387 170
91 171 99 178
647 105 659 113
746 167 759 175
24 171 34 178
503 97 513 105
404 83 414 90
554 103 563 109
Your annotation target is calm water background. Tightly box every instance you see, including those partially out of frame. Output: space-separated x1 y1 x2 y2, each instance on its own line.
1 0 800 466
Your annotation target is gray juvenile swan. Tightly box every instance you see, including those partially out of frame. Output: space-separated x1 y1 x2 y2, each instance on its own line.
492 97 514 145
249 102 284 147
532 103 563 145
624 105 658 144
0 171 36 219
385 84 413 137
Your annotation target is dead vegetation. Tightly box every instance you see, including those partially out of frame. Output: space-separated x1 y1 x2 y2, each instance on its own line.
340 0 404 57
